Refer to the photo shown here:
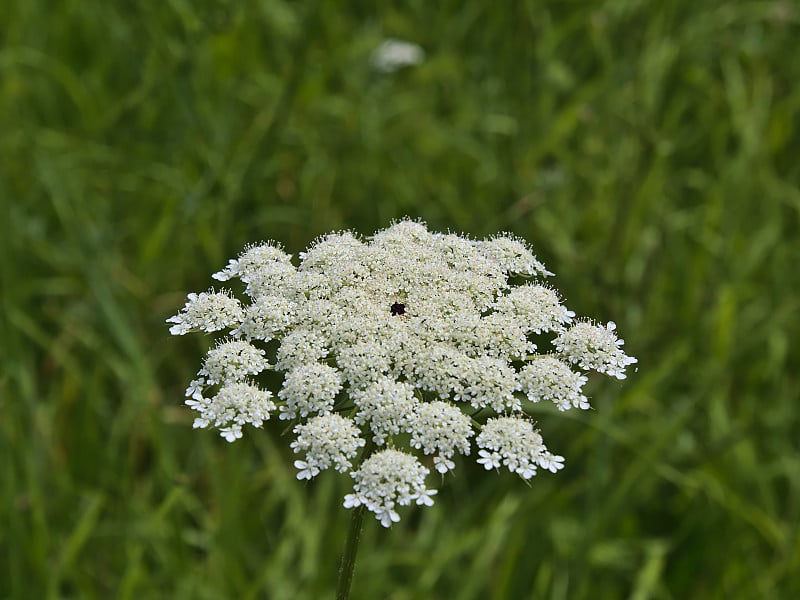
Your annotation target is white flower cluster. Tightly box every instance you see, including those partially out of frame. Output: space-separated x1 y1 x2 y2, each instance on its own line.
291 414 365 480
554 321 637 379
519 356 590 411
168 219 637 527
409 401 473 473
186 382 275 442
476 417 564 479
278 362 342 420
166 290 243 335
344 449 437 527
352 378 418 446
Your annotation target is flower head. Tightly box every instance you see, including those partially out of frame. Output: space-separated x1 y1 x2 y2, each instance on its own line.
476 416 564 480
554 320 638 379
344 449 437 527
352 377 418 446
408 401 474 473
167 290 244 335
169 219 636 526
519 355 590 411
278 362 343 420
199 339 269 386
186 381 275 442
291 414 365 480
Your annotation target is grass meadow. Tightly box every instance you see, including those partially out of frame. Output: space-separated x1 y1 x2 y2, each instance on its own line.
2 1 799 598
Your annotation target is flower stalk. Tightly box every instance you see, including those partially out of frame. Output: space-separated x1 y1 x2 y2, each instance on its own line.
336 500 365 600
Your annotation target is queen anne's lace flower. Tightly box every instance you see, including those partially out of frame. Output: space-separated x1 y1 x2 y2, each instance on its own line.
212 242 295 298
275 328 329 370
169 219 636 526
492 284 575 334
167 290 244 335
278 362 343 420
409 401 473 473
476 416 563 479
352 378 418 445
199 340 269 385
477 234 553 276
519 356 590 411
291 414 366 480
554 320 638 379
234 295 298 341
343 449 437 527
186 381 275 442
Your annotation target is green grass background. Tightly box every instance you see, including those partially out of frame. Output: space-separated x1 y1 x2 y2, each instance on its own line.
2 1 799 598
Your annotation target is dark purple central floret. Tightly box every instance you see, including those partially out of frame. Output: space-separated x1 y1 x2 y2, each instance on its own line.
390 302 406 316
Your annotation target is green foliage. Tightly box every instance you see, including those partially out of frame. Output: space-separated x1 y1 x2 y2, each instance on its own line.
2 0 799 598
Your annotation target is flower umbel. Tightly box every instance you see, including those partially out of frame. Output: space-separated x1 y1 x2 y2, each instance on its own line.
168 219 637 527
344 449 437 528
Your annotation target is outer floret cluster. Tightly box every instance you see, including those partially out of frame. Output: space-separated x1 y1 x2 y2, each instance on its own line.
168 220 637 526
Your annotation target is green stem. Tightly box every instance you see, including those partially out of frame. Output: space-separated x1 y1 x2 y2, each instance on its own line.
335 437 373 599
335 502 365 600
